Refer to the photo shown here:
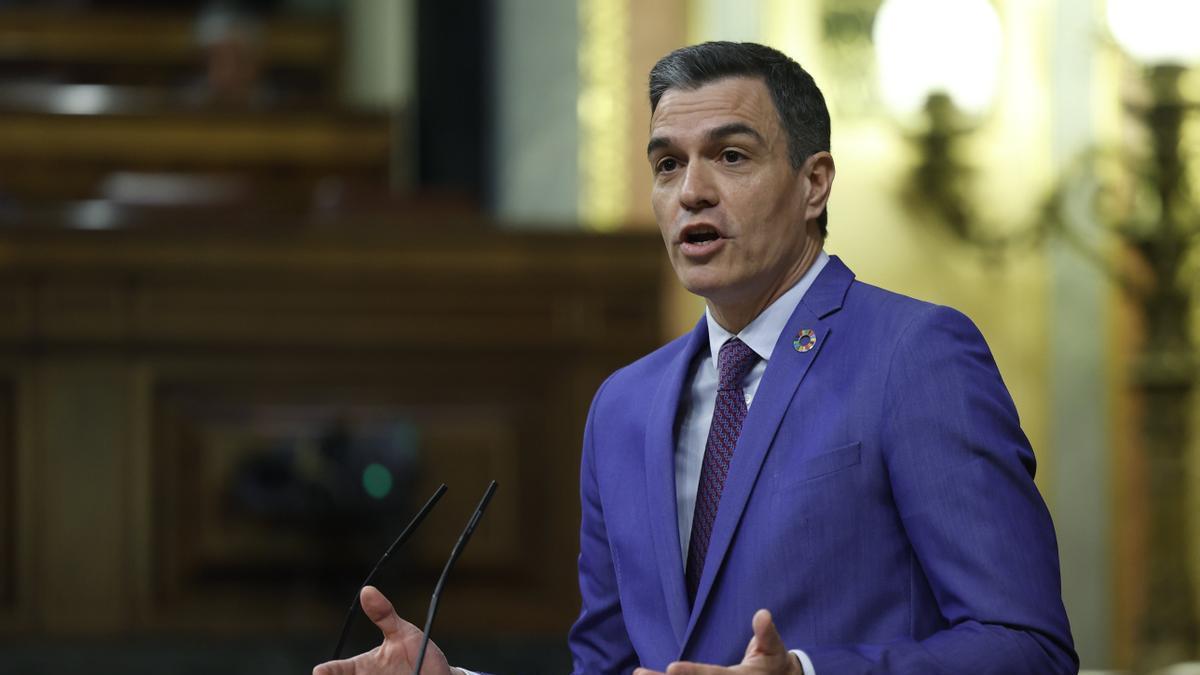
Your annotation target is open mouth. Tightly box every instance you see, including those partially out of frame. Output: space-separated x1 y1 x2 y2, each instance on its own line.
683 226 721 245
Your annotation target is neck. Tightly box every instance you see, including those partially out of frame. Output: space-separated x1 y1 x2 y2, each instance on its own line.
707 240 822 334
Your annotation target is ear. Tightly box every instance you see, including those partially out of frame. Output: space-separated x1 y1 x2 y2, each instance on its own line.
802 151 835 223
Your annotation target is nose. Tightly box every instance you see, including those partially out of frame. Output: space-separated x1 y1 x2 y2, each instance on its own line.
679 161 718 212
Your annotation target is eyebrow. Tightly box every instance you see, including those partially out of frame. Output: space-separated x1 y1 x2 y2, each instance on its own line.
646 122 767 158
646 136 670 157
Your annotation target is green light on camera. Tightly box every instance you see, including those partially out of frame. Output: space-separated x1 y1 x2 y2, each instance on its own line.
362 463 393 499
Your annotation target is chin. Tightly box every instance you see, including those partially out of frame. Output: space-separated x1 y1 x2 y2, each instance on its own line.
677 275 728 301
671 260 742 300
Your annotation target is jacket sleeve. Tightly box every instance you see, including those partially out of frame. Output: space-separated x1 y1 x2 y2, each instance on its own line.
567 375 640 674
804 305 1078 675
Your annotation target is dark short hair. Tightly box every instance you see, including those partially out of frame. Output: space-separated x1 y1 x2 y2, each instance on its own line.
649 41 831 235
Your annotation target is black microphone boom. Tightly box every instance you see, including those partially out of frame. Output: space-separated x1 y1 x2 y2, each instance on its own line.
331 483 448 660
412 480 499 675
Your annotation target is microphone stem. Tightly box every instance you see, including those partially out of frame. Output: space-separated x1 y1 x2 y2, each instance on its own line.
412 481 497 675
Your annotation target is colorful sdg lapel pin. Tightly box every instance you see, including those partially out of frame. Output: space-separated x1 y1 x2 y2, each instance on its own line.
793 329 817 353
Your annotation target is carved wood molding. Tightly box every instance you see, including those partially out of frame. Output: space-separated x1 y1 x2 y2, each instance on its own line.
0 229 664 351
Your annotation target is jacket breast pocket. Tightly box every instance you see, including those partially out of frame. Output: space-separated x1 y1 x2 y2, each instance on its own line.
773 441 862 493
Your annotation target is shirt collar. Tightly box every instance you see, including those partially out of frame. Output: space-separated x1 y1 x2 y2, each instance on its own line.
705 250 830 371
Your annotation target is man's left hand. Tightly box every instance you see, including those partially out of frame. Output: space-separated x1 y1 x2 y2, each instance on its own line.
632 609 804 675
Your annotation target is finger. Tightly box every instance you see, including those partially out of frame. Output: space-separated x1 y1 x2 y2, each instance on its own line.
633 669 665 675
360 585 416 640
313 659 355 675
751 609 788 657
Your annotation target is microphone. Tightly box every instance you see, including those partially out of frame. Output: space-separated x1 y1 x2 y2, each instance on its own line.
331 483 448 660
412 480 499 675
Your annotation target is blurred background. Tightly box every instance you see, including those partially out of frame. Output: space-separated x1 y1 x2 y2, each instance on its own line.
0 0 1196 673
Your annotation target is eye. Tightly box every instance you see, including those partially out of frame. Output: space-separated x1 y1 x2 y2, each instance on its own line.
656 157 679 174
721 150 745 164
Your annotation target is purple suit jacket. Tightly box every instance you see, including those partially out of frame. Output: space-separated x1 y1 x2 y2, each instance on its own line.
567 256 1077 674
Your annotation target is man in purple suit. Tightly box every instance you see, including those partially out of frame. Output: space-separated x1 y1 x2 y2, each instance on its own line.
314 42 1077 675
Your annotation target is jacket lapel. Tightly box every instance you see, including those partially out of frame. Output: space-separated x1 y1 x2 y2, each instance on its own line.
644 316 709 646
681 256 855 647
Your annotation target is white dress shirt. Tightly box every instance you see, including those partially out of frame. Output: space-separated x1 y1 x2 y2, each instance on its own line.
673 250 828 675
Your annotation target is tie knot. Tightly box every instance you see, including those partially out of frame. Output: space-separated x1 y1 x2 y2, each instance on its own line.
716 338 758 391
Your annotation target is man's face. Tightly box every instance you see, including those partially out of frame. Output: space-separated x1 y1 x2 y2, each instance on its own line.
648 76 823 308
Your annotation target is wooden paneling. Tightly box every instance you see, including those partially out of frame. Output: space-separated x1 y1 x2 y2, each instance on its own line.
0 110 392 205
0 10 337 70
0 113 389 169
0 380 13 610
0 226 666 639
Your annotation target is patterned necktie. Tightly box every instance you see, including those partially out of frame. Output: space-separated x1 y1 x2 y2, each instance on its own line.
685 337 760 602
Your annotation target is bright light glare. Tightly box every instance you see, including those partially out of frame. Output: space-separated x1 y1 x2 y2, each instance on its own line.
873 0 1004 117
54 85 112 115
1107 0 1200 66
72 200 118 230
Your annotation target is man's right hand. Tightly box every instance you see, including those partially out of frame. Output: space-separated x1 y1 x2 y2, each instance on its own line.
312 585 458 675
